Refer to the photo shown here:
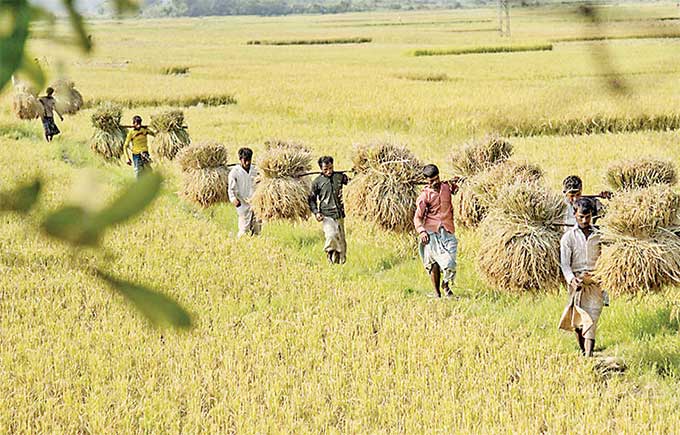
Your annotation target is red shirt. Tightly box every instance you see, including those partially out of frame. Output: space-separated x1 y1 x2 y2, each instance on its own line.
414 182 457 234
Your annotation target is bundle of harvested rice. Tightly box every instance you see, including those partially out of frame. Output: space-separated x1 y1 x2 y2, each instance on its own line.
606 159 677 190
150 110 191 160
176 141 230 208
456 160 543 228
251 140 312 221
478 181 565 292
259 140 311 178
345 142 424 232
594 185 680 294
90 102 126 160
52 79 84 115
450 135 513 177
12 81 42 120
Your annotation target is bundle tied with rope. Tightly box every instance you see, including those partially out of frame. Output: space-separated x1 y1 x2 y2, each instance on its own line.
150 110 191 160
176 141 230 208
251 140 312 221
477 181 565 292
90 102 126 160
456 159 543 229
52 79 84 115
594 185 680 294
345 142 424 233
11 80 42 120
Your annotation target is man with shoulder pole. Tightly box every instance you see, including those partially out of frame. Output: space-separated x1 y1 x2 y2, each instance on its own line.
38 87 63 142
228 147 261 238
124 115 155 179
558 197 606 357
414 164 460 298
308 156 349 264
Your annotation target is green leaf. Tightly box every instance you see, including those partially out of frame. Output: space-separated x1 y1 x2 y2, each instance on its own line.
41 173 162 246
0 0 31 92
94 172 162 228
41 206 100 246
97 271 193 329
19 54 45 90
0 179 41 213
61 0 92 52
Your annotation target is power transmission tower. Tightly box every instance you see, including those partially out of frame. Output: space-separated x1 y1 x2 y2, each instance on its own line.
498 0 510 36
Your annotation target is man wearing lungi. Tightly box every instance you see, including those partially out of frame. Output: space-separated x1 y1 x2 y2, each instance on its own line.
414 164 460 298
38 87 63 142
309 156 348 264
559 197 605 357
228 147 261 238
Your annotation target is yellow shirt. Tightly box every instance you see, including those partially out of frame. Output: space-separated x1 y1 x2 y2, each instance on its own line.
124 127 154 155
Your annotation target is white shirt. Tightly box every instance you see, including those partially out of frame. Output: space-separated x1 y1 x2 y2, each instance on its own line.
560 225 601 284
228 164 258 206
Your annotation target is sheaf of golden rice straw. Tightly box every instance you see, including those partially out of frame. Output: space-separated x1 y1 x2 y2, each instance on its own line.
477 181 565 292
90 102 126 160
594 185 680 294
606 158 677 191
450 135 513 177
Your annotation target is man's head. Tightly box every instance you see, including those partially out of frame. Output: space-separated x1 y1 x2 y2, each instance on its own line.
562 175 583 205
574 197 595 229
46 87 54 96
132 115 142 128
238 147 253 170
423 164 440 189
318 156 334 177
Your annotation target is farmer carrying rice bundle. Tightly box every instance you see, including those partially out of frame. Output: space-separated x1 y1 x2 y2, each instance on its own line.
38 87 63 142
414 164 460 298
229 147 262 238
309 156 349 264
124 115 155 179
559 198 606 357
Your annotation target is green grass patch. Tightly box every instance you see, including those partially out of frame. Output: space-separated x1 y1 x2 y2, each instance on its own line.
161 65 190 75
328 19 492 28
84 94 237 108
553 33 680 43
447 27 500 33
247 36 372 45
494 113 680 137
411 43 553 57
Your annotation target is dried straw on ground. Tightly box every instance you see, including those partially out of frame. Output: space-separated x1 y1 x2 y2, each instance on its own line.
251 140 312 221
450 135 513 177
456 160 543 228
176 141 230 208
150 110 191 160
90 102 126 160
52 79 84 115
606 159 677 190
594 185 680 294
345 142 423 232
477 181 565 292
12 81 42 120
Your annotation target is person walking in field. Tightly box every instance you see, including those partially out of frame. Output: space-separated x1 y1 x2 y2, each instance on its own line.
124 115 155 179
309 156 348 264
414 164 460 298
559 198 606 357
38 87 63 142
562 175 612 228
228 147 261 238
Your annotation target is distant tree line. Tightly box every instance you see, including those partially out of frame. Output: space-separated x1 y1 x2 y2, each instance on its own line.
140 0 476 17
